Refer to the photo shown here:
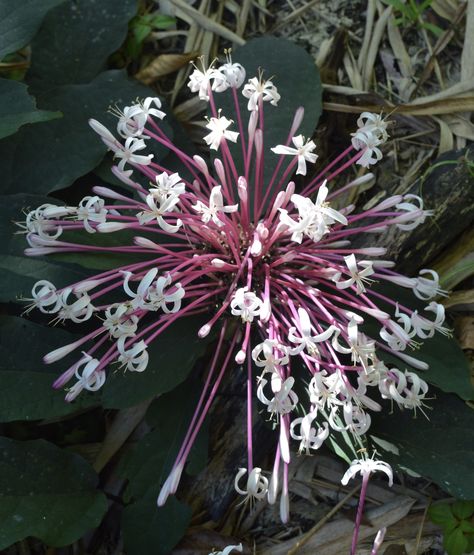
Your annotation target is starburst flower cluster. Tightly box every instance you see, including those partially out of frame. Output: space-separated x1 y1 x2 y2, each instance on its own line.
20 56 448 524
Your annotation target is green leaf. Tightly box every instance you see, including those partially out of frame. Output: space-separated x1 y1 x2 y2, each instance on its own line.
459 519 474 534
423 22 444 38
214 37 322 192
27 0 138 89
466 533 474 552
149 14 176 29
452 500 474 520
0 0 67 59
102 314 212 408
132 22 152 44
119 376 209 499
0 438 107 549
0 79 61 139
122 495 191 555
371 389 474 499
429 502 456 526
0 316 97 421
0 70 170 194
445 527 469 555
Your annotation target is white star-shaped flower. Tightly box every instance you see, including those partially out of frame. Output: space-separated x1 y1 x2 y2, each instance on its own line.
341 456 393 486
192 186 238 227
271 135 318 175
242 76 280 111
203 115 239 151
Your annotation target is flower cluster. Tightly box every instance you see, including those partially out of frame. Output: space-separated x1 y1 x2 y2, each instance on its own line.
21 57 448 524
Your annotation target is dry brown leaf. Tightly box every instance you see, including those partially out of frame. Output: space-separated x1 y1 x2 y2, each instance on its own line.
262 496 414 555
433 116 454 155
358 0 376 75
410 77 474 106
454 314 474 350
362 5 392 89
433 227 474 291
431 0 460 20
136 52 199 85
323 96 474 115
445 291 474 312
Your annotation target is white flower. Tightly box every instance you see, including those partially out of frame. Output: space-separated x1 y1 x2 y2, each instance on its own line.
122 268 158 310
329 402 371 435
209 544 243 555
192 186 238 227
203 115 239 150
379 369 429 412
117 97 165 138
332 319 376 370
332 254 374 294
188 64 225 101
151 172 185 201
234 467 269 502
137 192 183 233
148 274 185 313
26 280 61 314
65 355 105 402
76 196 108 233
117 336 149 372
252 339 289 374
219 61 246 88
56 288 94 323
242 76 280 111
308 370 347 410
411 301 450 339
352 130 383 167
341 456 393 486
230 287 263 323
290 411 329 454
288 307 337 356
413 269 446 300
114 137 153 171
279 183 347 243
382 268 446 300
356 112 389 142
103 304 138 338
394 194 433 230
271 135 318 175
257 376 298 418
22 204 73 240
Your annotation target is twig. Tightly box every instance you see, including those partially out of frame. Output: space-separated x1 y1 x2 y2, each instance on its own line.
169 0 246 45
286 483 361 555
270 0 320 31
412 498 431 555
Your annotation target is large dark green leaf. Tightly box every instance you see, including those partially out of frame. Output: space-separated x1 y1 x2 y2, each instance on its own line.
0 70 170 194
0 316 97 421
0 438 107 549
0 79 61 139
371 389 474 499
102 315 211 408
0 0 67 59
122 495 191 555
28 0 138 89
119 377 209 499
214 37 322 186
